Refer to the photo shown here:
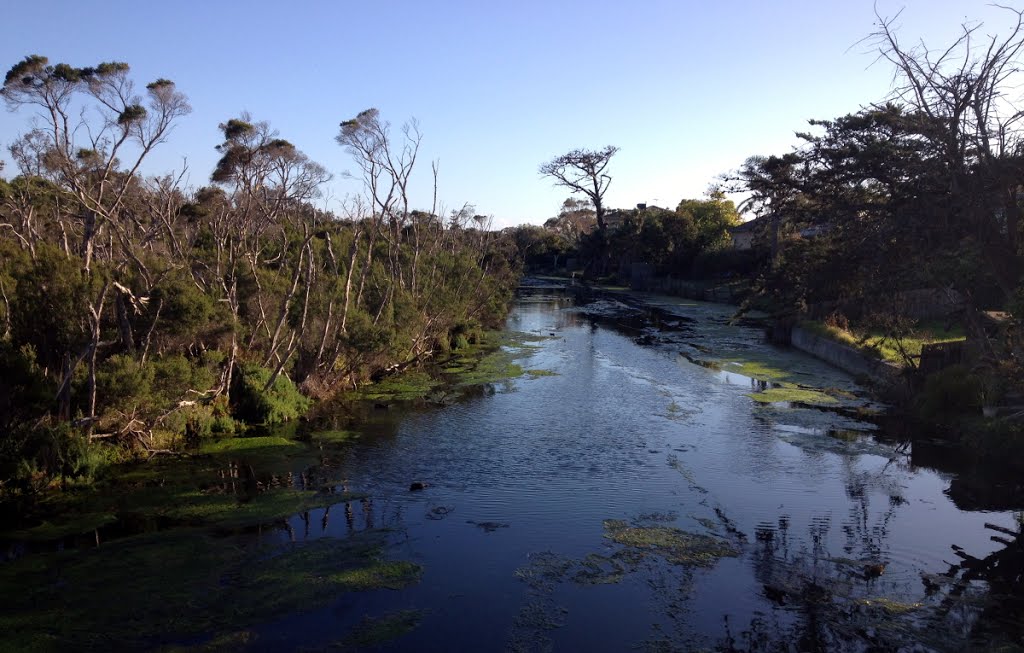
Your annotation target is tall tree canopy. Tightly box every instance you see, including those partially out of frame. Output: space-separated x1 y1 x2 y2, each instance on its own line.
539 146 619 233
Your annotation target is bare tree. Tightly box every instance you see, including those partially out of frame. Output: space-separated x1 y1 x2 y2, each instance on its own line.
870 5 1024 297
539 146 619 233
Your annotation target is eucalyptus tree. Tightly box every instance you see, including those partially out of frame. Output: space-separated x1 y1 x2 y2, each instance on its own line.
1 55 190 426
209 115 331 391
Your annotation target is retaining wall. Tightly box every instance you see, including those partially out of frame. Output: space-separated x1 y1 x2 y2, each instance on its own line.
790 326 902 385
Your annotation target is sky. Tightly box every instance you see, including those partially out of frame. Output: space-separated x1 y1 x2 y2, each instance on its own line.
1 0 1021 228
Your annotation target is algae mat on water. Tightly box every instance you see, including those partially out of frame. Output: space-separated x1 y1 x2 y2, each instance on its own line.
5 434 360 542
0 529 422 652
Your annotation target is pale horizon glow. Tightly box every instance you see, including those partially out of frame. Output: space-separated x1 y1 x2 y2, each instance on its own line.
1 1 1019 228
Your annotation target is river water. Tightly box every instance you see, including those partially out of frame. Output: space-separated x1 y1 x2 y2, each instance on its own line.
239 282 1021 651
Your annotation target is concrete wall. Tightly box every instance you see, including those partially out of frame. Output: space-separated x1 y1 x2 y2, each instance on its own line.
790 326 901 385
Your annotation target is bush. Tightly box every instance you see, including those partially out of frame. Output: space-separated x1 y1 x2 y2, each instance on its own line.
231 362 310 425
1 421 110 495
916 364 983 418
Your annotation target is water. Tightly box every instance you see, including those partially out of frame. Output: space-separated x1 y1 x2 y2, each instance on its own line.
249 284 1021 650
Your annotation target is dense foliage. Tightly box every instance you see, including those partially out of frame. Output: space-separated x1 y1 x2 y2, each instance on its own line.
0 57 519 497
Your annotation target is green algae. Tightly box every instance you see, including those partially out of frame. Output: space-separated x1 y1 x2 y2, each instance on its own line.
329 560 422 590
571 553 627 585
525 369 557 378
723 359 794 382
199 435 307 464
602 519 739 567
0 530 421 652
165 488 345 528
307 429 359 445
335 610 425 649
1 432 357 543
354 371 442 402
747 387 839 405
452 349 524 387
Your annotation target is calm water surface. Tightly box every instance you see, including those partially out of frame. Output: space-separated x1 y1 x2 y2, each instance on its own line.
252 284 1020 651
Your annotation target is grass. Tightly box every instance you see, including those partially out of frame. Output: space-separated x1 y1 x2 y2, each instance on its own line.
802 318 965 366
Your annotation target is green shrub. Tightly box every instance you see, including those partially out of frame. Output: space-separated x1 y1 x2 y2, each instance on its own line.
1 422 110 495
231 363 310 425
95 354 156 414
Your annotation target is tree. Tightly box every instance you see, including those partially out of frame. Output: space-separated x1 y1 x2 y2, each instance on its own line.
1 55 190 428
868 6 1024 303
539 146 619 234
543 197 596 246
677 191 741 252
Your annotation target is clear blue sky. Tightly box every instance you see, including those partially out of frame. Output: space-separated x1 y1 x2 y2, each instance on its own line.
0 0 1018 227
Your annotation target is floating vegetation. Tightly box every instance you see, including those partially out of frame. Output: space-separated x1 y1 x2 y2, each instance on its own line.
723 359 794 382
513 551 576 592
602 519 739 567
307 429 358 445
451 349 524 387
335 610 425 650
667 455 708 494
571 553 627 585
662 399 696 422
165 487 345 529
199 435 308 464
747 387 839 405
0 529 421 651
525 368 557 378
329 559 423 591
352 371 442 402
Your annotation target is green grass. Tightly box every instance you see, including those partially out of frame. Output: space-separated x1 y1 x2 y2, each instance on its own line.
802 319 965 366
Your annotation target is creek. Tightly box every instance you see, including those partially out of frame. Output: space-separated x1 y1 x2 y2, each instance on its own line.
3 280 1022 652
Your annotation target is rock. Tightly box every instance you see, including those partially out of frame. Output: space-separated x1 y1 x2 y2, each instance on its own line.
409 481 428 491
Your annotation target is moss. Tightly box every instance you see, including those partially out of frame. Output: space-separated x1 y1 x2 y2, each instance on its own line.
747 387 839 405
602 519 738 566
336 610 424 649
